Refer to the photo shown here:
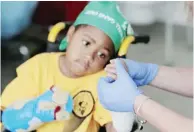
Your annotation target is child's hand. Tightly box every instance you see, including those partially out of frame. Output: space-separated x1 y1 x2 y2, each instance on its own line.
105 59 158 86
98 59 143 112
105 59 128 81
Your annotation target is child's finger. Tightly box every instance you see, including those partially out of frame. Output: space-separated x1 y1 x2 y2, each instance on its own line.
107 73 117 80
110 59 116 64
105 67 117 75
109 59 128 72
105 63 116 70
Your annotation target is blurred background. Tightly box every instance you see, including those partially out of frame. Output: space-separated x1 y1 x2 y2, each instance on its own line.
1 1 193 132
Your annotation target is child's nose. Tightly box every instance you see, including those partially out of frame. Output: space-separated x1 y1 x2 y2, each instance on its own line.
84 55 93 64
84 52 95 65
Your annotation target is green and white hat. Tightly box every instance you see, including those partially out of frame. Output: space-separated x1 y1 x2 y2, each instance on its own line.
59 1 134 52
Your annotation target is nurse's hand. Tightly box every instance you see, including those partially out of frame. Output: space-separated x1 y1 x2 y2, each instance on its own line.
97 59 143 112
105 59 159 87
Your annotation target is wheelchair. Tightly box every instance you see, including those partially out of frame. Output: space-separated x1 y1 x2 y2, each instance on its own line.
1 22 150 132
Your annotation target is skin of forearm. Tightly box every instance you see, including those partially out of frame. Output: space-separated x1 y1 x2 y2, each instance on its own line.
105 122 117 132
150 66 193 97
134 95 193 132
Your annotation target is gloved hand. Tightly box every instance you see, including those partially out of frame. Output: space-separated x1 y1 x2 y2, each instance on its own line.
2 86 73 132
105 59 159 86
98 59 143 112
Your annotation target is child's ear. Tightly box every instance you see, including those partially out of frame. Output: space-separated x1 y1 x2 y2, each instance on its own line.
66 26 75 43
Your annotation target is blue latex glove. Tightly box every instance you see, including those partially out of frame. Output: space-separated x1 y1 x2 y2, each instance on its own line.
98 59 143 112
122 59 159 86
109 59 159 87
2 87 73 132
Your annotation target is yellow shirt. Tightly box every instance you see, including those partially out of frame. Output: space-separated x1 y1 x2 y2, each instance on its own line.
1 53 112 132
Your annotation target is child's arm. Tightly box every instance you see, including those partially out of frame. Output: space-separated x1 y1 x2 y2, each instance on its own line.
105 123 117 132
1 53 47 109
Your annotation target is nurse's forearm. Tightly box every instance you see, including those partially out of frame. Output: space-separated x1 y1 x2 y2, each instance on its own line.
150 66 193 97
134 95 193 132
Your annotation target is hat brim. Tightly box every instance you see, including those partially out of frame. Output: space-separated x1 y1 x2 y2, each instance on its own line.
59 37 68 51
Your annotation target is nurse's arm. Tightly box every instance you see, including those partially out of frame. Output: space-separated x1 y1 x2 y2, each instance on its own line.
134 94 193 132
150 67 193 97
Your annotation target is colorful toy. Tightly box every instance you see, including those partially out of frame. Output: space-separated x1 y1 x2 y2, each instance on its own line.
2 86 73 132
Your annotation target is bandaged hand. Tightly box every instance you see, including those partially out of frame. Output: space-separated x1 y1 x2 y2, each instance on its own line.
97 59 143 112
2 86 73 132
105 59 159 86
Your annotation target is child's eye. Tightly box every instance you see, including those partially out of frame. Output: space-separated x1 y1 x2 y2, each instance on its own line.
97 52 106 59
82 40 90 47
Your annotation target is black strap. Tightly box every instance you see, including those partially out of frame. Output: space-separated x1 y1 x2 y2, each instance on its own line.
1 110 3 122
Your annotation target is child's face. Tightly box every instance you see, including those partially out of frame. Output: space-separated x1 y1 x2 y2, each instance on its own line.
65 25 115 77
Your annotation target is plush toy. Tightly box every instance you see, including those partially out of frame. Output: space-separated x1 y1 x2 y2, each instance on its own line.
2 86 73 132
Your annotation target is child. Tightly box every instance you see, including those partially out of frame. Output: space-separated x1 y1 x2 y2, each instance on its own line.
1 1 133 132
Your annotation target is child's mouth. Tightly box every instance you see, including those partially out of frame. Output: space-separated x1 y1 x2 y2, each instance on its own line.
75 61 89 71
